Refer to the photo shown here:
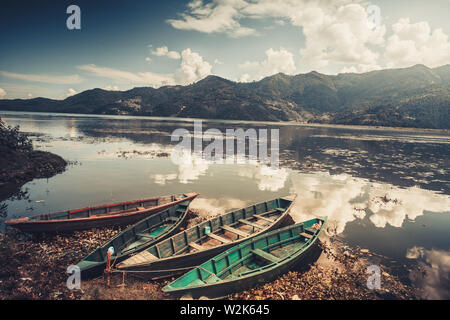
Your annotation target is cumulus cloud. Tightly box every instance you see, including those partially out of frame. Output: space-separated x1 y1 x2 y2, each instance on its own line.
167 0 257 38
65 88 77 97
151 46 181 59
103 85 120 91
78 64 176 87
175 48 212 84
78 48 211 88
385 18 450 68
0 88 6 99
0 70 84 84
239 47 296 81
169 0 386 73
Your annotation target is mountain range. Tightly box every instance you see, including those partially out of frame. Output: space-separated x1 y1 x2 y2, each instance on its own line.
1 64 449 129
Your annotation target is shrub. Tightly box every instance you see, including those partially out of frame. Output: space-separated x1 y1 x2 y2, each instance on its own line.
0 117 33 152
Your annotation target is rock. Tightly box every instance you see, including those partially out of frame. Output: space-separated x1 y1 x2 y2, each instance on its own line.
199 296 210 300
360 249 369 253
291 294 300 300
180 294 193 300
382 272 390 277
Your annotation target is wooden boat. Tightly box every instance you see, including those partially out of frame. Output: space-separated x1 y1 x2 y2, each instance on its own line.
116 196 295 278
76 194 198 279
4 193 199 233
162 217 326 299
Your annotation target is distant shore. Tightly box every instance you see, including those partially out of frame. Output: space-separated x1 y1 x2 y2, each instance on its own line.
1 110 448 134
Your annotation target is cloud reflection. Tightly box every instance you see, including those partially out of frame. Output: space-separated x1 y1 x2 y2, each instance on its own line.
406 246 450 299
288 172 450 234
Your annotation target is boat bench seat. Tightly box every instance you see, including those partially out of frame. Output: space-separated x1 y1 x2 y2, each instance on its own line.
137 233 154 239
189 242 205 251
207 232 231 243
252 249 280 264
300 232 313 239
222 226 249 238
166 216 180 223
305 227 317 235
239 219 265 229
253 214 274 223
275 207 285 212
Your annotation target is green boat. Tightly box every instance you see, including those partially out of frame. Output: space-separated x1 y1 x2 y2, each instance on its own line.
76 193 199 279
116 196 294 278
162 217 326 299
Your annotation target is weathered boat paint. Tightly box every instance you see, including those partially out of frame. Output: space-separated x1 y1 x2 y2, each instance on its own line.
163 217 326 299
4 193 199 233
116 195 295 278
76 193 199 279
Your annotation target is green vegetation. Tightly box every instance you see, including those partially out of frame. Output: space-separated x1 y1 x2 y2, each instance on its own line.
0 117 66 187
0 117 32 152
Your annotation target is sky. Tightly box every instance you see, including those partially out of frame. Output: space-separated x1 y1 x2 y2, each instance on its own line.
1 0 450 99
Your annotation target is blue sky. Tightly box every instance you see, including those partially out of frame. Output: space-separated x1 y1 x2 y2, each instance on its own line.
1 0 449 99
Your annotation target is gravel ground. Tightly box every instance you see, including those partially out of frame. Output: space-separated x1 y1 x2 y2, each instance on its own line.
0 211 418 300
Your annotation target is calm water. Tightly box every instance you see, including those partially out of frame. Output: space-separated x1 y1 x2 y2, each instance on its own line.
1 111 449 299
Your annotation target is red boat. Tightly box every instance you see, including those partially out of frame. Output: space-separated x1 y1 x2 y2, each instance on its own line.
4 193 199 233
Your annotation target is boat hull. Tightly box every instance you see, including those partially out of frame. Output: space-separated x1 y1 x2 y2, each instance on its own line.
5 193 198 233
163 217 327 299
77 193 199 279
169 241 322 299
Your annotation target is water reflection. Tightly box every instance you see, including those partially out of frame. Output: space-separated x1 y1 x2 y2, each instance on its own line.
407 247 450 299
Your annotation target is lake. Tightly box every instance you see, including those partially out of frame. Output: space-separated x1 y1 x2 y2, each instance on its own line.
1 111 449 299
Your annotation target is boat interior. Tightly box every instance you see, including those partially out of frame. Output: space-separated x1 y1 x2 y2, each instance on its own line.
169 219 323 288
82 201 190 264
120 198 293 267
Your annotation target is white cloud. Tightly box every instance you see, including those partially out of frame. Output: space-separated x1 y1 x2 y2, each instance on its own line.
27 93 32 98
65 88 77 97
103 85 120 91
167 0 258 38
385 18 450 68
151 46 181 59
169 0 386 73
239 47 296 81
237 73 251 82
0 70 84 84
78 48 211 88
145 56 152 63
214 58 223 65
175 48 212 84
0 88 6 99
78 64 176 87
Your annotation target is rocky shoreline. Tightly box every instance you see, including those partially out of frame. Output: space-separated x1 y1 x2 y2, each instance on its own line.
0 209 418 300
